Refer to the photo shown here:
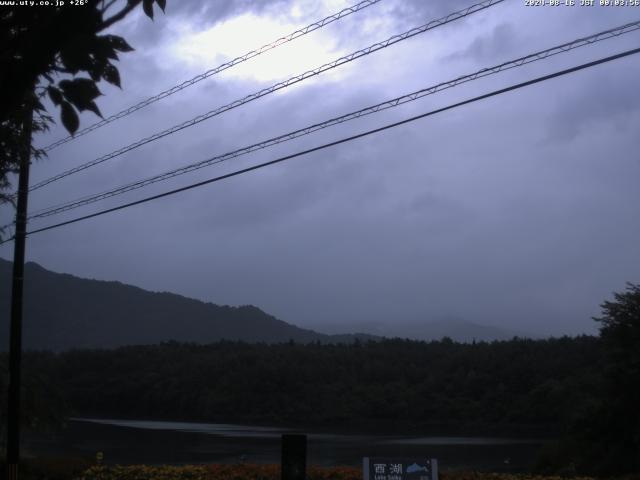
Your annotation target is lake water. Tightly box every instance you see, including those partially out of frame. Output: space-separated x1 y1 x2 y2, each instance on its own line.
24 418 549 472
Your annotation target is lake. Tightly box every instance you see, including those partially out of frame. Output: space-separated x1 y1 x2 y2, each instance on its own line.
23 418 549 472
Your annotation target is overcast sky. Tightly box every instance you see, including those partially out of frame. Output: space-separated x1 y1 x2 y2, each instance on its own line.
2 0 639 336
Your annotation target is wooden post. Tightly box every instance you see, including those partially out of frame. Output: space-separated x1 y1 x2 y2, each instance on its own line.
6 100 33 480
281 434 306 480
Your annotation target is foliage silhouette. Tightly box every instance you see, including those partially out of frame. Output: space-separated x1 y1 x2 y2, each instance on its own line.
0 336 602 437
581 283 639 474
536 283 640 476
0 0 167 211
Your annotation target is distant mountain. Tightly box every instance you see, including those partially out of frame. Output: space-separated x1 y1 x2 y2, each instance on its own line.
0 259 376 351
312 318 533 343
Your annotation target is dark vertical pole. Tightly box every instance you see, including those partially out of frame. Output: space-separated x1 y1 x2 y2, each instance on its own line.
6 101 33 480
281 434 307 480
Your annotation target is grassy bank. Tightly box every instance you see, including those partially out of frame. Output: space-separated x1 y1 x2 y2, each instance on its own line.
75 464 603 480
3 460 630 480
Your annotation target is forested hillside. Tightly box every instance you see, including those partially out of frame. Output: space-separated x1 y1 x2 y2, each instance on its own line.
4 336 600 435
0 259 374 349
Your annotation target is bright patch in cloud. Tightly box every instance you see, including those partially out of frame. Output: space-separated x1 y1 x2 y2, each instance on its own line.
170 12 346 84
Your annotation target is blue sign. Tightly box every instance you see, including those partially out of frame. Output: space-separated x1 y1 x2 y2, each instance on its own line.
363 458 438 480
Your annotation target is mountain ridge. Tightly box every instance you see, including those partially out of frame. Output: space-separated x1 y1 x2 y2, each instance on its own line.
0 258 529 350
312 318 533 342
0 258 376 350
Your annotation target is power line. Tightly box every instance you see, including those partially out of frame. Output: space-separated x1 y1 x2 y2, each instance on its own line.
28 0 504 193
3 45 636 244
40 0 385 152
25 19 640 221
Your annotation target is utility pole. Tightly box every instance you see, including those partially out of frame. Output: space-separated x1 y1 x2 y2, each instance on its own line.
6 97 34 480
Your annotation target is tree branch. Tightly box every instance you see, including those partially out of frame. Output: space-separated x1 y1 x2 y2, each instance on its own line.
100 0 119 15
98 1 140 32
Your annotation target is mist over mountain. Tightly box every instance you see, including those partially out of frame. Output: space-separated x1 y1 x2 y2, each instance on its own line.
1 258 528 351
313 318 534 343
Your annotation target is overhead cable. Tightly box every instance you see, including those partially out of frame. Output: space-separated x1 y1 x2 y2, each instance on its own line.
40 0 385 152
25 19 640 221
28 0 504 192
3 45 636 244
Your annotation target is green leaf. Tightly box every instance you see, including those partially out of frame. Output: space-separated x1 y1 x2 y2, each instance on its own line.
59 42 93 75
84 101 103 118
105 35 134 53
33 98 45 112
143 0 154 19
87 64 103 82
47 87 63 106
59 78 102 114
94 36 119 60
60 102 79 135
60 78 101 102
103 64 121 88
155 0 166 12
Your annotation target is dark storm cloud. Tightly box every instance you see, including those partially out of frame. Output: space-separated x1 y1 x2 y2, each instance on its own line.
2 0 639 338
546 59 640 141
444 22 517 62
394 0 480 20
165 0 289 25
116 0 290 48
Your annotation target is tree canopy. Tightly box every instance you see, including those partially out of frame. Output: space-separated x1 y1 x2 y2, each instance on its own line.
0 0 166 208
546 283 640 476
588 282 640 474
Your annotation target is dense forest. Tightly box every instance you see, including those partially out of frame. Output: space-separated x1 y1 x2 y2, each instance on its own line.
2 336 600 435
1 284 639 476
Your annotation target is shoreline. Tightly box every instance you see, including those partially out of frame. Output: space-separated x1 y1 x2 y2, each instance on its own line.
22 418 547 472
